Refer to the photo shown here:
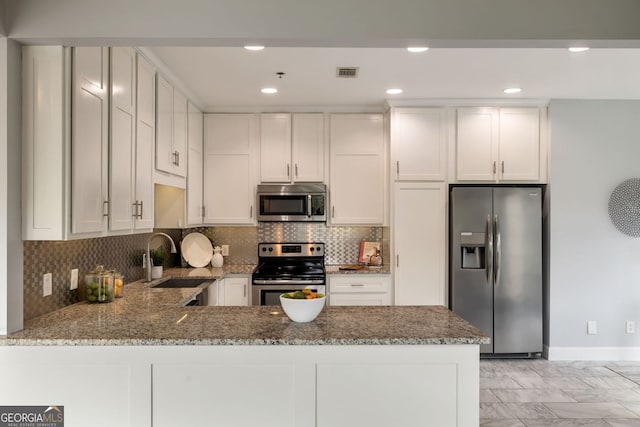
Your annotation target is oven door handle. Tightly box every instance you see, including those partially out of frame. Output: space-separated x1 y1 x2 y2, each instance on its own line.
252 279 325 285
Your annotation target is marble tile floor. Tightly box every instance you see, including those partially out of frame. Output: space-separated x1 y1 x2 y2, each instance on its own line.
480 359 640 426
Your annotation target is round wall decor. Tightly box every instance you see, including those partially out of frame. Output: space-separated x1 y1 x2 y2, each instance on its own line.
609 178 640 237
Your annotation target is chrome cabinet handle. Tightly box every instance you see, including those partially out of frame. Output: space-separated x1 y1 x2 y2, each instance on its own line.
501 160 505 176
486 214 493 288
295 163 298 178
139 201 143 219
351 283 364 287
396 161 400 178
332 206 335 218
396 254 399 268
103 200 109 217
307 194 312 217
132 202 138 218
494 214 501 287
201 206 206 218
243 284 247 298
493 161 496 175
250 205 253 219
176 151 180 167
287 163 290 178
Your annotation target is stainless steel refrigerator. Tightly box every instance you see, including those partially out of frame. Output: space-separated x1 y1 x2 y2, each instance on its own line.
450 186 543 355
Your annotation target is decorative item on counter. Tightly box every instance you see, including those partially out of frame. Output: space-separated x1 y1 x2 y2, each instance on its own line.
280 290 326 322
150 247 166 279
211 246 224 268
359 241 382 266
83 265 115 303
181 232 214 267
113 271 124 298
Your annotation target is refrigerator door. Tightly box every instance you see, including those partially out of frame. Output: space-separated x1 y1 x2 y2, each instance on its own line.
450 187 494 353
493 187 543 354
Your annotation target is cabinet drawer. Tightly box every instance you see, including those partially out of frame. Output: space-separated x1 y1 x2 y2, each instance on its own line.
329 293 391 306
329 276 390 293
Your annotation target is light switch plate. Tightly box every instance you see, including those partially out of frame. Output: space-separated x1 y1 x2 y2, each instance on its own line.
587 320 597 335
221 245 229 256
43 273 52 297
70 268 78 290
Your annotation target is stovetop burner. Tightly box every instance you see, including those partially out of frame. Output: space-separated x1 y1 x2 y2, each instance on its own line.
252 243 326 283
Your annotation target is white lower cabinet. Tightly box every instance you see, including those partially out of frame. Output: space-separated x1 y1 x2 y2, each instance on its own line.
328 275 391 306
209 276 250 306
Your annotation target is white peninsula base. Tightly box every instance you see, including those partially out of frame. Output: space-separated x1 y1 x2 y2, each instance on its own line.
0 344 479 427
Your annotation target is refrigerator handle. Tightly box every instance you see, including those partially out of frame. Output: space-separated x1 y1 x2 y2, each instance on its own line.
486 214 493 287
494 214 501 287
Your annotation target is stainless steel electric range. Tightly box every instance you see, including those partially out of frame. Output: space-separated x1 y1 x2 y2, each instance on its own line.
251 242 326 306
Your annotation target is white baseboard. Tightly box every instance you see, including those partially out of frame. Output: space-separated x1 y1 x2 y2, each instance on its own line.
545 345 640 361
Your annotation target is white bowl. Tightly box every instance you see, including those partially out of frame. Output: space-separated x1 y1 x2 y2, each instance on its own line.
279 294 326 323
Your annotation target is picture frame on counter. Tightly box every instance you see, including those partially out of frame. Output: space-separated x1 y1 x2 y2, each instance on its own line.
359 241 381 264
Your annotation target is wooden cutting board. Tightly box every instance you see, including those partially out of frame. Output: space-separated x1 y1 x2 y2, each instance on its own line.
338 264 364 271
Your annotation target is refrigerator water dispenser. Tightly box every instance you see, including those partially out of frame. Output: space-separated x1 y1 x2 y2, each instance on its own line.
460 232 485 269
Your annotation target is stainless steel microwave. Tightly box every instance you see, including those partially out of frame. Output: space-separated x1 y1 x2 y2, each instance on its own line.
256 183 327 222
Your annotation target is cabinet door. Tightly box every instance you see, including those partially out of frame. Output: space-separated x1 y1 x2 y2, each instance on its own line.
155 75 173 174
224 277 249 306
499 108 540 181
109 47 136 232
456 108 499 181
393 108 447 181
329 114 384 225
203 114 257 224
72 46 109 234
394 182 446 305
134 53 155 230
172 89 188 177
292 113 324 182
186 102 204 226
260 113 292 182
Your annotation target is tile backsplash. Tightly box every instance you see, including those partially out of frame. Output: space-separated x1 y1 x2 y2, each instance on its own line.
23 229 181 321
23 224 387 321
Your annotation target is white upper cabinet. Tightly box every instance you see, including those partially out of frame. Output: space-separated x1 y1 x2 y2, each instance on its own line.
203 114 258 224
329 114 385 225
134 53 156 230
155 75 187 177
109 46 136 232
72 46 110 235
392 108 447 181
186 101 204 226
499 108 540 181
260 113 292 182
260 113 324 183
292 113 325 182
456 107 540 182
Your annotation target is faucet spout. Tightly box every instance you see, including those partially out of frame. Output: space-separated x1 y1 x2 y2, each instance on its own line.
146 232 178 282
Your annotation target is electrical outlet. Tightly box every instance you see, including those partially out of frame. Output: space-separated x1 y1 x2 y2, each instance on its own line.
221 245 229 256
43 273 52 297
587 320 597 335
70 268 78 290
626 320 635 334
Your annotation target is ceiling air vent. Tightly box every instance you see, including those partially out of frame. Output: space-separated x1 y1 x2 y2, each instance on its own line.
336 67 359 78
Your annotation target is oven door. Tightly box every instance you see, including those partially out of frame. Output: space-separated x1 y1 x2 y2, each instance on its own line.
252 283 326 306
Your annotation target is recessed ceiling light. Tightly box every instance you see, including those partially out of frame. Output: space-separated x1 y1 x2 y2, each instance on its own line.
503 87 522 94
244 45 265 51
386 88 403 95
407 47 429 53
261 87 278 94
568 47 590 53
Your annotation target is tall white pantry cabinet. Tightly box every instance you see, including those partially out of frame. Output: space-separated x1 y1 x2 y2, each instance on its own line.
22 46 156 240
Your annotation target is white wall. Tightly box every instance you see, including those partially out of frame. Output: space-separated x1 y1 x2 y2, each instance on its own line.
4 0 640 47
548 100 640 359
0 37 23 335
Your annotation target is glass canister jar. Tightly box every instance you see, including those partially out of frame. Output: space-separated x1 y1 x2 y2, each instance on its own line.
84 265 115 303
113 271 124 298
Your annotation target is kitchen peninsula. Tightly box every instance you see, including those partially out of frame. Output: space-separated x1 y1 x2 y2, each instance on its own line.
0 271 488 427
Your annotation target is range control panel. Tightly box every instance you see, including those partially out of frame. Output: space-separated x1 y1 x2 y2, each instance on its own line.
258 243 325 258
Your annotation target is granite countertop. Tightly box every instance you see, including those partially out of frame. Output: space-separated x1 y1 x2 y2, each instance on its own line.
1 267 488 347
325 264 391 275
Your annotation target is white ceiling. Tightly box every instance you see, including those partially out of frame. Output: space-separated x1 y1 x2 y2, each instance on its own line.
145 47 640 111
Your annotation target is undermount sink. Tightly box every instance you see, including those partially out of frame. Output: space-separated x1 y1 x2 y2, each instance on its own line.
152 278 211 289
